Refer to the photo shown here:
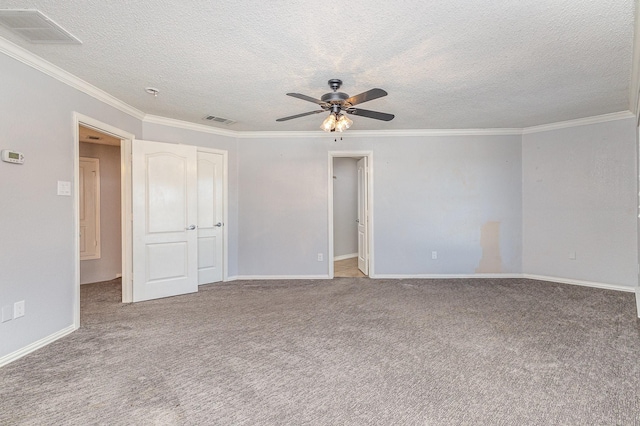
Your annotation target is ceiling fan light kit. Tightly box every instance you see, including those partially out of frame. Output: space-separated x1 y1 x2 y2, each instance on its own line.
322 113 352 132
277 79 394 132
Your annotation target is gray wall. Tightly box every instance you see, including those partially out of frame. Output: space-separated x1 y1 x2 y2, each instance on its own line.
522 118 638 288
2 47 637 363
237 134 523 276
333 157 358 258
0 53 142 359
237 137 329 276
79 143 121 284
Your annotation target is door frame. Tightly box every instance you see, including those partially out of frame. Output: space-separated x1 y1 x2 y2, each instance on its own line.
328 151 374 278
73 113 134 329
197 147 230 283
636 120 640 318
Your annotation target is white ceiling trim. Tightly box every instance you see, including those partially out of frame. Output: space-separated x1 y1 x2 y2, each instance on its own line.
521 111 634 135
1 35 634 139
144 113 524 138
143 114 237 138
308 128 524 138
0 37 145 120
148 114 633 139
231 128 526 139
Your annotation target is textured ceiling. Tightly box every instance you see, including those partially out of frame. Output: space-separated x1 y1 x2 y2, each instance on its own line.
0 0 635 131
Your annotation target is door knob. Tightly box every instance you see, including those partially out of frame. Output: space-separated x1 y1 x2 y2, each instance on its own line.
186 225 197 230
214 222 223 227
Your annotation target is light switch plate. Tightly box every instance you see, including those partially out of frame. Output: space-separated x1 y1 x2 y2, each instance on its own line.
57 180 71 196
14 300 25 318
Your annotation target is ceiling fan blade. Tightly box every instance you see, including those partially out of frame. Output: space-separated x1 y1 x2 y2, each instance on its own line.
276 110 325 122
347 108 395 121
345 88 388 106
286 93 328 106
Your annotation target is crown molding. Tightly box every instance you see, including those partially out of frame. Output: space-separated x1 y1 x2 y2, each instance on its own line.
2 36 634 139
0 37 145 120
143 115 524 139
237 127 524 139
144 113 634 139
522 111 634 135
143 114 238 138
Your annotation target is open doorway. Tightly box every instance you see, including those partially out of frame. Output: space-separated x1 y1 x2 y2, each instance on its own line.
328 151 374 278
78 125 122 287
73 113 134 329
332 157 364 277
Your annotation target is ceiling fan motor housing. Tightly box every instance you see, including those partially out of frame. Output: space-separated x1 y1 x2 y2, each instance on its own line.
321 91 349 104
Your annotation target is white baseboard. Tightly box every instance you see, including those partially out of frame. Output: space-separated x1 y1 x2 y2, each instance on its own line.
522 274 635 293
224 273 633 294
334 253 358 261
234 275 331 280
0 324 76 368
373 273 523 279
372 273 635 293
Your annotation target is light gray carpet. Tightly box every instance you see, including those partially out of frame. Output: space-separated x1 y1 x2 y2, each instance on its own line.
1 278 639 425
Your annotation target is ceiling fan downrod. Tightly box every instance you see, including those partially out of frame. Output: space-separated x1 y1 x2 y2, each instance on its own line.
328 79 342 92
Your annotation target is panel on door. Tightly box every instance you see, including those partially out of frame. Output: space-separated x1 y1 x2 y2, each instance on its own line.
132 140 198 302
79 157 100 260
197 151 224 284
357 157 369 275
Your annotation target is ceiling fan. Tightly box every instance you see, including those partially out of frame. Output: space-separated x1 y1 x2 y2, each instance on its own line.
276 79 394 132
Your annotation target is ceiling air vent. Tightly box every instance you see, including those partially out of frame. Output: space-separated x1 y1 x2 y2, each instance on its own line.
202 115 236 125
0 9 82 44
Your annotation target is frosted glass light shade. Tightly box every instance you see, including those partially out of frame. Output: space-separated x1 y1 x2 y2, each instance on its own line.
321 113 337 132
335 114 353 132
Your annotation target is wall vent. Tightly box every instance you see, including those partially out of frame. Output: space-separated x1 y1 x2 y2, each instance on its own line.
202 115 236 125
0 9 82 44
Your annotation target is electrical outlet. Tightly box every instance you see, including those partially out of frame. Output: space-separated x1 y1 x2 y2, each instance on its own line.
14 300 25 318
569 251 576 260
1 305 12 323
317 253 324 262
432 251 438 260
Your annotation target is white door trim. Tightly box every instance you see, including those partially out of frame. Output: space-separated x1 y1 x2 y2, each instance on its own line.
328 151 374 278
197 147 229 282
73 113 135 330
636 122 640 318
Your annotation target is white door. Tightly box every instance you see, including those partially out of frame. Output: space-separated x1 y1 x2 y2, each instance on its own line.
357 157 369 275
79 157 101 260
132 140 198 302
197 151 224 284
